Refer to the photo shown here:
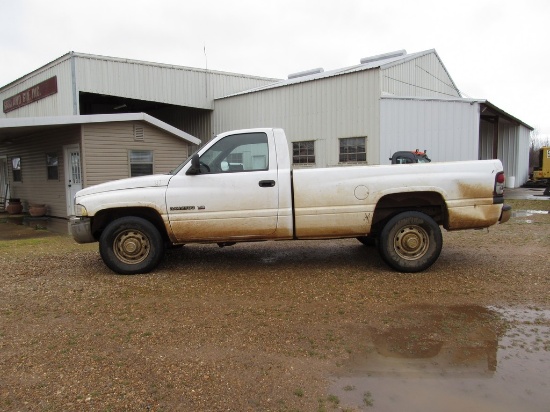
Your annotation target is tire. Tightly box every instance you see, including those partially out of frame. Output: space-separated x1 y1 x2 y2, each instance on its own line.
357 235 377 247
378 211 442 273
99 216 165 275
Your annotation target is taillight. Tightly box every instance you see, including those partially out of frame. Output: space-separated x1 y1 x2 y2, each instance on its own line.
495 172 505 195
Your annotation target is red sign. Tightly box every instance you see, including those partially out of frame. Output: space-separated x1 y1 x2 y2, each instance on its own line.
3 76 58 113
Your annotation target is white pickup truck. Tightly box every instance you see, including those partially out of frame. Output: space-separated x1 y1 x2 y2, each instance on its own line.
70 128 511 275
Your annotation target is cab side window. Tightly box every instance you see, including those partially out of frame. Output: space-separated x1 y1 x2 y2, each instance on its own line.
200 132 268 173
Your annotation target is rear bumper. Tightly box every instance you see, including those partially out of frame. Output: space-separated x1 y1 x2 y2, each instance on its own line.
499 204 512 224
70 217 95 243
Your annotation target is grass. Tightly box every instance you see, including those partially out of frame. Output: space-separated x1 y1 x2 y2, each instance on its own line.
363 391 374 407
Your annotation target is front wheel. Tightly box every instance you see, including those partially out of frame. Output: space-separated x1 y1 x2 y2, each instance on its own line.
378 211 442 273
99 216 165 275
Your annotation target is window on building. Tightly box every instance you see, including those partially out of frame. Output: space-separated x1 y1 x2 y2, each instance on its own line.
292 141 315 165
46 153 59 180
339 137 366 163
12 157 22 182
129 150 154 177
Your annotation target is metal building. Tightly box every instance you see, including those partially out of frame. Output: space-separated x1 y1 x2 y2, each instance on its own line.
0 52 278 140
212 49 532 186
0 52 276 223
0 49 534 225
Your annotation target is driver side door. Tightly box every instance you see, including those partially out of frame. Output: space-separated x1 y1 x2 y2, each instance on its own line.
166 131 279 242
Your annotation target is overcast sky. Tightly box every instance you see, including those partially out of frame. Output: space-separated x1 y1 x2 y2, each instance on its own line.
1 0 548 139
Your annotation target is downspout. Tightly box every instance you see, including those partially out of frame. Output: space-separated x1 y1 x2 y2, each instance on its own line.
70 52 79 115
492 117 499 159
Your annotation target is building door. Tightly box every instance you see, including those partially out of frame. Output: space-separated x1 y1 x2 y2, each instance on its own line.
0 156 8 210
64 145 82 216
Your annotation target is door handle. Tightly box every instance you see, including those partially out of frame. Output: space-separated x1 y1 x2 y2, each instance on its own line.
259 180 276 188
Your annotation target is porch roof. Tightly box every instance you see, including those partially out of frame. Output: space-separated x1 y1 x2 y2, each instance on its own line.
0 113 201 145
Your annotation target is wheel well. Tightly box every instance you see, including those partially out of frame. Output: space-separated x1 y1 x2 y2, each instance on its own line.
371 191 447 235
91 208 169 242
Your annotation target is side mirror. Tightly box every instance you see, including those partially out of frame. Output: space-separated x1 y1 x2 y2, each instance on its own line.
187 154 201 175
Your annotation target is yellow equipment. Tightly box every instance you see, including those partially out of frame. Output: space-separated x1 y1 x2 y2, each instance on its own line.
533 147 550 181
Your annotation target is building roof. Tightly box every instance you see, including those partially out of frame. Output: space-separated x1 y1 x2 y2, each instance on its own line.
218 49 457 99
481 100 534 130
380 95 534 130
0 113 202 145
0 52 279 92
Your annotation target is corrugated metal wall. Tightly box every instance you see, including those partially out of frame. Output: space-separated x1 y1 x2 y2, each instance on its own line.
515 125 531 186
497 121 517 182
479 120 530 187
381 53 460 98
213 70 381 166
380 97 480 164
1 53 276 122
74 54 276 111
151 106 212 145
497 121 531 187
82 122 188 187
0 56 75 118
479 120 494 160
0 126 80 217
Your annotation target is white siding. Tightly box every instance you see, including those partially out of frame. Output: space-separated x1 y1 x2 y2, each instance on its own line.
0 56 75 118
381 53 460 99
380 97 480 164
213 70 381 166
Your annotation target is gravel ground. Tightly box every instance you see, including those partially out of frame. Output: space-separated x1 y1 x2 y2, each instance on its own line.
0 198 549 411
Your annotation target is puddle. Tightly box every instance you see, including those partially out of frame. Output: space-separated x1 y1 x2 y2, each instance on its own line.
329 305 550 411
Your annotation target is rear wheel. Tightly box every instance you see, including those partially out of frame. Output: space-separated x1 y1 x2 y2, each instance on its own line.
99 216 165 275
378 211 442 273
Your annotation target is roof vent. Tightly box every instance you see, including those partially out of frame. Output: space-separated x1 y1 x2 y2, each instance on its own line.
134 125 144 141
360 50 407 65
288 67 324 80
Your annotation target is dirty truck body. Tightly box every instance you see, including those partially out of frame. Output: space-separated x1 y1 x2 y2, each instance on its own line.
71 128 510 275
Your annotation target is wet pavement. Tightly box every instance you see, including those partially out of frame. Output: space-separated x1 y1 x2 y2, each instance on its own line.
329 305 550 411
